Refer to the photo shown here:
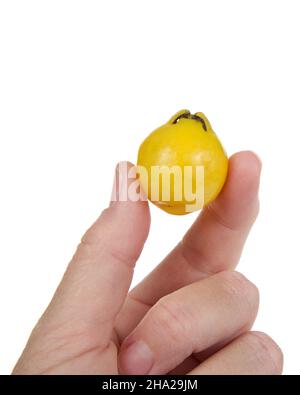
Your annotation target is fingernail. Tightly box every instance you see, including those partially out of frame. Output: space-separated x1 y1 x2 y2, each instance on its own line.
119 340 154 375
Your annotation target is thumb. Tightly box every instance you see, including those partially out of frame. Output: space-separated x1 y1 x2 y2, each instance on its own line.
40 162 150 348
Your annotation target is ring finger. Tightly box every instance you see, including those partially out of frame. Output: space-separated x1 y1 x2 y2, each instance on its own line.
188 331 283 375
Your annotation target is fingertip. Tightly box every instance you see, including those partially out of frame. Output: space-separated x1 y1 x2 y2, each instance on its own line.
110 160 149 207
83 160 150 251
110 161 135 205
229 151 262 182
208 151 261 229
218 150 262 204
111 160 151 237
230 150 262 164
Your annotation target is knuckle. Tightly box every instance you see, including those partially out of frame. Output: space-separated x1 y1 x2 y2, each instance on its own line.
73 240 96 262
246 331 283 374
81 209 109 244
73 232 135 269
151 297 189 342
217 271 259 310
248 201 260 227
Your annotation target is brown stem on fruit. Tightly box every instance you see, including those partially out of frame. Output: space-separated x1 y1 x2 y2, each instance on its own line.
172 111 207 131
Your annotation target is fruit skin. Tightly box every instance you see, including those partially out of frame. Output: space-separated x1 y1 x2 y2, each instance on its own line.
137 110 228 215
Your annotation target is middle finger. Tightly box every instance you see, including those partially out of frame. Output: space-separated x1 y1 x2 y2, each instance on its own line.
118 271 259 375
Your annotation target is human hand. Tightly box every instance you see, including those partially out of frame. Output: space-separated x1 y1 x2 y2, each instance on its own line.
13 151 283 375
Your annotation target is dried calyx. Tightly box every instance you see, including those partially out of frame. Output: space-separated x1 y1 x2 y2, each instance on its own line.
172 110 207 131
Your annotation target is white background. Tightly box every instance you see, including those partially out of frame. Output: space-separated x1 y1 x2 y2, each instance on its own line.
0 0 299 375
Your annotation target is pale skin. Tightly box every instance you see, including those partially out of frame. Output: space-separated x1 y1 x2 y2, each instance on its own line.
13 151 283 375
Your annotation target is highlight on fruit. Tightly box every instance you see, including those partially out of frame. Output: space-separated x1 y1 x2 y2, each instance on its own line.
111 110 229 215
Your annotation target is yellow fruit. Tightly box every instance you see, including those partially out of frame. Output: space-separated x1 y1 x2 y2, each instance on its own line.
137 110 228 215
